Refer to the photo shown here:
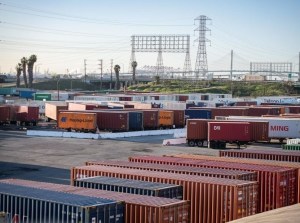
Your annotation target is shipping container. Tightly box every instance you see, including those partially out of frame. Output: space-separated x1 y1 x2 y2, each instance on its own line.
219 149 300 163
0 88 17 96
186 119 268 147
130 155 297 213
186 119 208 147
0 182 123 223
16 105 39 125
74 176 183 199
234 101 257 106
128 111 143 131
208 122 251 148
158 110 174 128
248 107 281 116
34 92 52 101
0 179 189 223
0 106 10 124
18 89 36 99
166 109 185 128
211 107 249 118
185 108 212 119
142 109 159 129
96 111 129 132
71 165 258 223
226 116 300 141
85 160 258 181
45 102 68 121
283 144 300 151
68 102 104 111
58 111 97 133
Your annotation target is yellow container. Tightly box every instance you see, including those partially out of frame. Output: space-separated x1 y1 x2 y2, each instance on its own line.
158 110 174 127
58 112 97 132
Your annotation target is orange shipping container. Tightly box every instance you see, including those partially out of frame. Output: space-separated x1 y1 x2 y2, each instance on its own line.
58 112 97 132
158 110 174 128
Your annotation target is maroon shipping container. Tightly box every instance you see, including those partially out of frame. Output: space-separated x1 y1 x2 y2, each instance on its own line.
186 119 208 147
129 155 297 213
248 107 281 116
96 111 129 132
178 95 189 102
235 101 257 106
0 179 190 223
85 160 258 181
16 105 39 123
211 107 249 118
208 122 251 142
0 106 10 122
118 96 132 101
71 165 258 223
219 149 300 163
286 106 300 114
142 109 159 129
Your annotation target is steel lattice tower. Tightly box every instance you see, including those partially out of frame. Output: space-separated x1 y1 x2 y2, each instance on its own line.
183 35 192 76
194 15 211 77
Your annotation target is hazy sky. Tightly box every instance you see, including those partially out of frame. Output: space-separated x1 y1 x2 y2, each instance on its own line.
0 0 299 75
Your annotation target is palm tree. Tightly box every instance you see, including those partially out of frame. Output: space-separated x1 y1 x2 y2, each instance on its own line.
131 61 137 84
27 54 37 88
15 63 22 88
21 57 28 88
114 64 121 90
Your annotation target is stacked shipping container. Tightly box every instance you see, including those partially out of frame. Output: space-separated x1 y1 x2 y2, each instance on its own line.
71 164 258 223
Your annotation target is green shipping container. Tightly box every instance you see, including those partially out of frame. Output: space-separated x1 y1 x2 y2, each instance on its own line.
34 93 52 101
282 144 300 151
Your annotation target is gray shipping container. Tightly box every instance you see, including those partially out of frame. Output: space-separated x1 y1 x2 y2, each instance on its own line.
74 176 183 199
0 183 124 223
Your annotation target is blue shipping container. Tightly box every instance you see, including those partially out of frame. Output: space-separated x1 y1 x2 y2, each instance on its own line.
0 183 124 223
19 90 36 99
185 109 212 119
128 111 143 131
75 176 183 199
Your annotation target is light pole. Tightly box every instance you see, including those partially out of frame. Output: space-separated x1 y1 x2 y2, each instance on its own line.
57 77 60 101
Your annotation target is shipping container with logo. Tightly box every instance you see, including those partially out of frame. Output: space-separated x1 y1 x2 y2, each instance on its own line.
158 110 174 129
58 111 97 133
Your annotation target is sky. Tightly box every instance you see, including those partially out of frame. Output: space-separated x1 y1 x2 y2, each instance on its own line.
0 0 299 75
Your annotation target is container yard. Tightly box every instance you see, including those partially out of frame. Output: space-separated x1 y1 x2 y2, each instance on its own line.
1 92 300 223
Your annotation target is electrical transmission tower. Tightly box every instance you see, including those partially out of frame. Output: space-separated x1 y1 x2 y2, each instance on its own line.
194 15 211 78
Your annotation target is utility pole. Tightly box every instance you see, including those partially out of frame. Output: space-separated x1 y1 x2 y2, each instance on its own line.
110 59 113 90
84 59 87 84
98 59 103 91
230 50 233 96
298 52 300 82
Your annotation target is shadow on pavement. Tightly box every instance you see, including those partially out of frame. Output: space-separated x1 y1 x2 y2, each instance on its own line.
0 161 70 185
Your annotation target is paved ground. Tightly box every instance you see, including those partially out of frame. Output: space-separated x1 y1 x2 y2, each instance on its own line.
0 128 219 184
0 128 282 185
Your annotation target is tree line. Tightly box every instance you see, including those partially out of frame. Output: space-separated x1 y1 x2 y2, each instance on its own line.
15 55 37 88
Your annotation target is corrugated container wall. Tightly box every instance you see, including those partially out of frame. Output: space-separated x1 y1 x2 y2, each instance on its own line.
185 109 212 119
158 110 174 128
58 112 97 132
45 102 68 121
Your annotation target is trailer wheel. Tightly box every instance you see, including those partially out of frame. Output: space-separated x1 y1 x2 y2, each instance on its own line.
188 140 195 147
197 141 203 147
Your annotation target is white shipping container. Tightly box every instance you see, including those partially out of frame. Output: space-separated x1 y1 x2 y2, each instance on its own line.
226 116 300 139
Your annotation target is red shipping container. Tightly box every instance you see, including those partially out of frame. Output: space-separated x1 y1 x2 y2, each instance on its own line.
0 179 190 223
178 95 188 102
186 119 208 147
71 165 258 223
85 160 258 181
208 122 251 142
248 107 281 116
219 149 300 163
130 155 297 213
